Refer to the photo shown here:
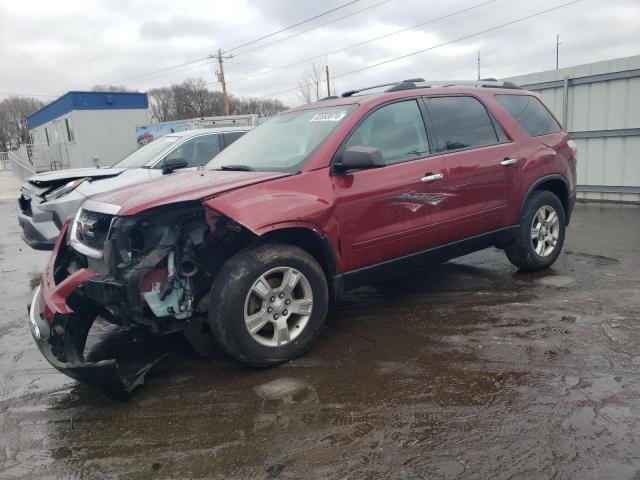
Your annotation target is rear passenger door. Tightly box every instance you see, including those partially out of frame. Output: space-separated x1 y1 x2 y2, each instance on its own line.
421 95 520 244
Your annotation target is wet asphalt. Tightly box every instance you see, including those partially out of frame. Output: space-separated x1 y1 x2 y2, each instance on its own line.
0 172 639 479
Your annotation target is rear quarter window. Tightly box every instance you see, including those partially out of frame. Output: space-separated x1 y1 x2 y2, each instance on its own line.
495 94 561 136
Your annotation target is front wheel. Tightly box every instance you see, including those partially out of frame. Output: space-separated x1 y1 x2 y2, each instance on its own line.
505 190 566 271
208 243 329 367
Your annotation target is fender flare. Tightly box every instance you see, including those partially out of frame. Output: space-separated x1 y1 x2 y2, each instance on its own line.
258 221 339 278
521 174 571 218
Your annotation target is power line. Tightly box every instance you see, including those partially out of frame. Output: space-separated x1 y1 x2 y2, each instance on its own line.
229 0 395 58
0 91 58 98
109 57 211 85
224 0 362 55
122 59 216 87
103 1 363 87
226 0 497 86
224 60 280 69
261 0 585 98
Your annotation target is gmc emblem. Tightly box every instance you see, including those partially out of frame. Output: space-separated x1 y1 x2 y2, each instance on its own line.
77 218 97 238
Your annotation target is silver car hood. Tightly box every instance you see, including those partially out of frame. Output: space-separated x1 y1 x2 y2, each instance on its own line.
27 167 127 187
76 168 160 197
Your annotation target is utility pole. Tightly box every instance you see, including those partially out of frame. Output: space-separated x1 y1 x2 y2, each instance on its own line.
555 34 561 70
477 51 481 80
216 49 230 115
325 64 331 97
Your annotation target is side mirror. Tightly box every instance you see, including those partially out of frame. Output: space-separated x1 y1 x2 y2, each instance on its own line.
334 146 384 173
162 157 188 175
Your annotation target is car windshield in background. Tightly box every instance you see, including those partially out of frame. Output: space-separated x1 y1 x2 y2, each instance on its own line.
206 105 357 172
112 136 180 168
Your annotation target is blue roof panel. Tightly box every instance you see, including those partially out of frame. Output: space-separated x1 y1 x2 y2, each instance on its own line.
27 91 149 129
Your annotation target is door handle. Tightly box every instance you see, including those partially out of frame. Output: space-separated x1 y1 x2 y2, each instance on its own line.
421 173 444 183
500 158 518 166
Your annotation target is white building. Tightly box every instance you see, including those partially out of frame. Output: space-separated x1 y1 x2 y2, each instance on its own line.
26 91 149 169
505 55 640 203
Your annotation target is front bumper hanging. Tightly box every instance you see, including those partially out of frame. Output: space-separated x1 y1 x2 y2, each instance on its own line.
28 286 163 395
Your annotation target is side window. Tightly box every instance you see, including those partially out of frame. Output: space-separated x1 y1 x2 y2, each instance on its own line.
426 96 501 152
165 134 221 167
223 131 245 148
344 100 429 165
495 94 561 136
489 112 509 142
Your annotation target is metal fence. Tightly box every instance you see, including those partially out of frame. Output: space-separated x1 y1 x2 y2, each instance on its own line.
0 142 69 177
505 55 640 203
16 143 69 171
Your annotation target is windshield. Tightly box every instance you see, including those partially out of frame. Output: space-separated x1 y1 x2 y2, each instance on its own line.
206 105 357 172
113 136 180 168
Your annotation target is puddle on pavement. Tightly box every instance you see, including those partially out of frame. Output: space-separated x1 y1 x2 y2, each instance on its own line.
2 204 639 479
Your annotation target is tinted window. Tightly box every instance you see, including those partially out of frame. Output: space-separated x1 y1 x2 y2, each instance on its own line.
427 96 500 152
490 112 509 142
115 135 179 168
344 100 429 165
165 134 221 167
496 94 561 136
223 131 245 147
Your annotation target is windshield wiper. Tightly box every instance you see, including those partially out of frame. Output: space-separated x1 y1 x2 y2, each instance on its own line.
218 164 254 171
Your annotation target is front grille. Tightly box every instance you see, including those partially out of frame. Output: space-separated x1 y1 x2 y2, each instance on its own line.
75 208 114 251
18 195 32 216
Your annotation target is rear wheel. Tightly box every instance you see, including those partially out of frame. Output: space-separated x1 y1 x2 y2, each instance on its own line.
209 244 328 367
506 190 566 271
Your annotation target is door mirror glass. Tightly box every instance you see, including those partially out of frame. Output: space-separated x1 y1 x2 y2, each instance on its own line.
162 157 188 174
335 146 384 172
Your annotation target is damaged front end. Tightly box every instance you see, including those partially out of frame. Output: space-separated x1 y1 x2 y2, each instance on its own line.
28 199 250 394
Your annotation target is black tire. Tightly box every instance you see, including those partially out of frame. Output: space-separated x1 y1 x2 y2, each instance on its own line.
505 190 566 271
208 243 329 367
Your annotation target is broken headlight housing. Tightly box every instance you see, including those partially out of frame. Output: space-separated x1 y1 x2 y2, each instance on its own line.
45 178 87 201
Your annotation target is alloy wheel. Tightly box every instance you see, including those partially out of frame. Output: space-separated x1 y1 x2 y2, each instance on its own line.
531 205 560 257
243 267 313 347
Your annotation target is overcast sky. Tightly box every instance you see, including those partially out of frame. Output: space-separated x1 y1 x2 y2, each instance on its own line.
0 0 638 105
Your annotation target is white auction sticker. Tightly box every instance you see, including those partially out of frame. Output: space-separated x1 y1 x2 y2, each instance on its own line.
309 112 346 122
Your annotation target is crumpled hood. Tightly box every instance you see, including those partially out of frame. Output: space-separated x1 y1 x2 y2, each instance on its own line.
27 167 126 187
75 168 156 197
92 169 291 216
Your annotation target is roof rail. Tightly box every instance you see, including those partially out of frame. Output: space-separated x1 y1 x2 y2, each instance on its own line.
403 79 520 90
341 78 425 97
341 78 519 97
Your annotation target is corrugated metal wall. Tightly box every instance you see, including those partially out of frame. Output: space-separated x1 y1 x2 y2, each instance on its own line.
505 55 640 202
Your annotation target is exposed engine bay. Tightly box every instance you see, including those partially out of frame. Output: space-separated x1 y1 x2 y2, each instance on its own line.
40 201 253 394
61 203 251 330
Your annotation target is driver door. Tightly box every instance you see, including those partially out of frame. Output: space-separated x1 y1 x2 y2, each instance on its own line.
333 99 444 272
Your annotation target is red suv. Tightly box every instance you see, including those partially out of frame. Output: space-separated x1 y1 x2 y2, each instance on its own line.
29 79 577 391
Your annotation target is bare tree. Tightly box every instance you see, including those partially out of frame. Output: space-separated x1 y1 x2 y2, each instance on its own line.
148 87 174 123
0 96 44 149
297 61 332 104
91 85 134 92
230 97 287 117
147 78 287 122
